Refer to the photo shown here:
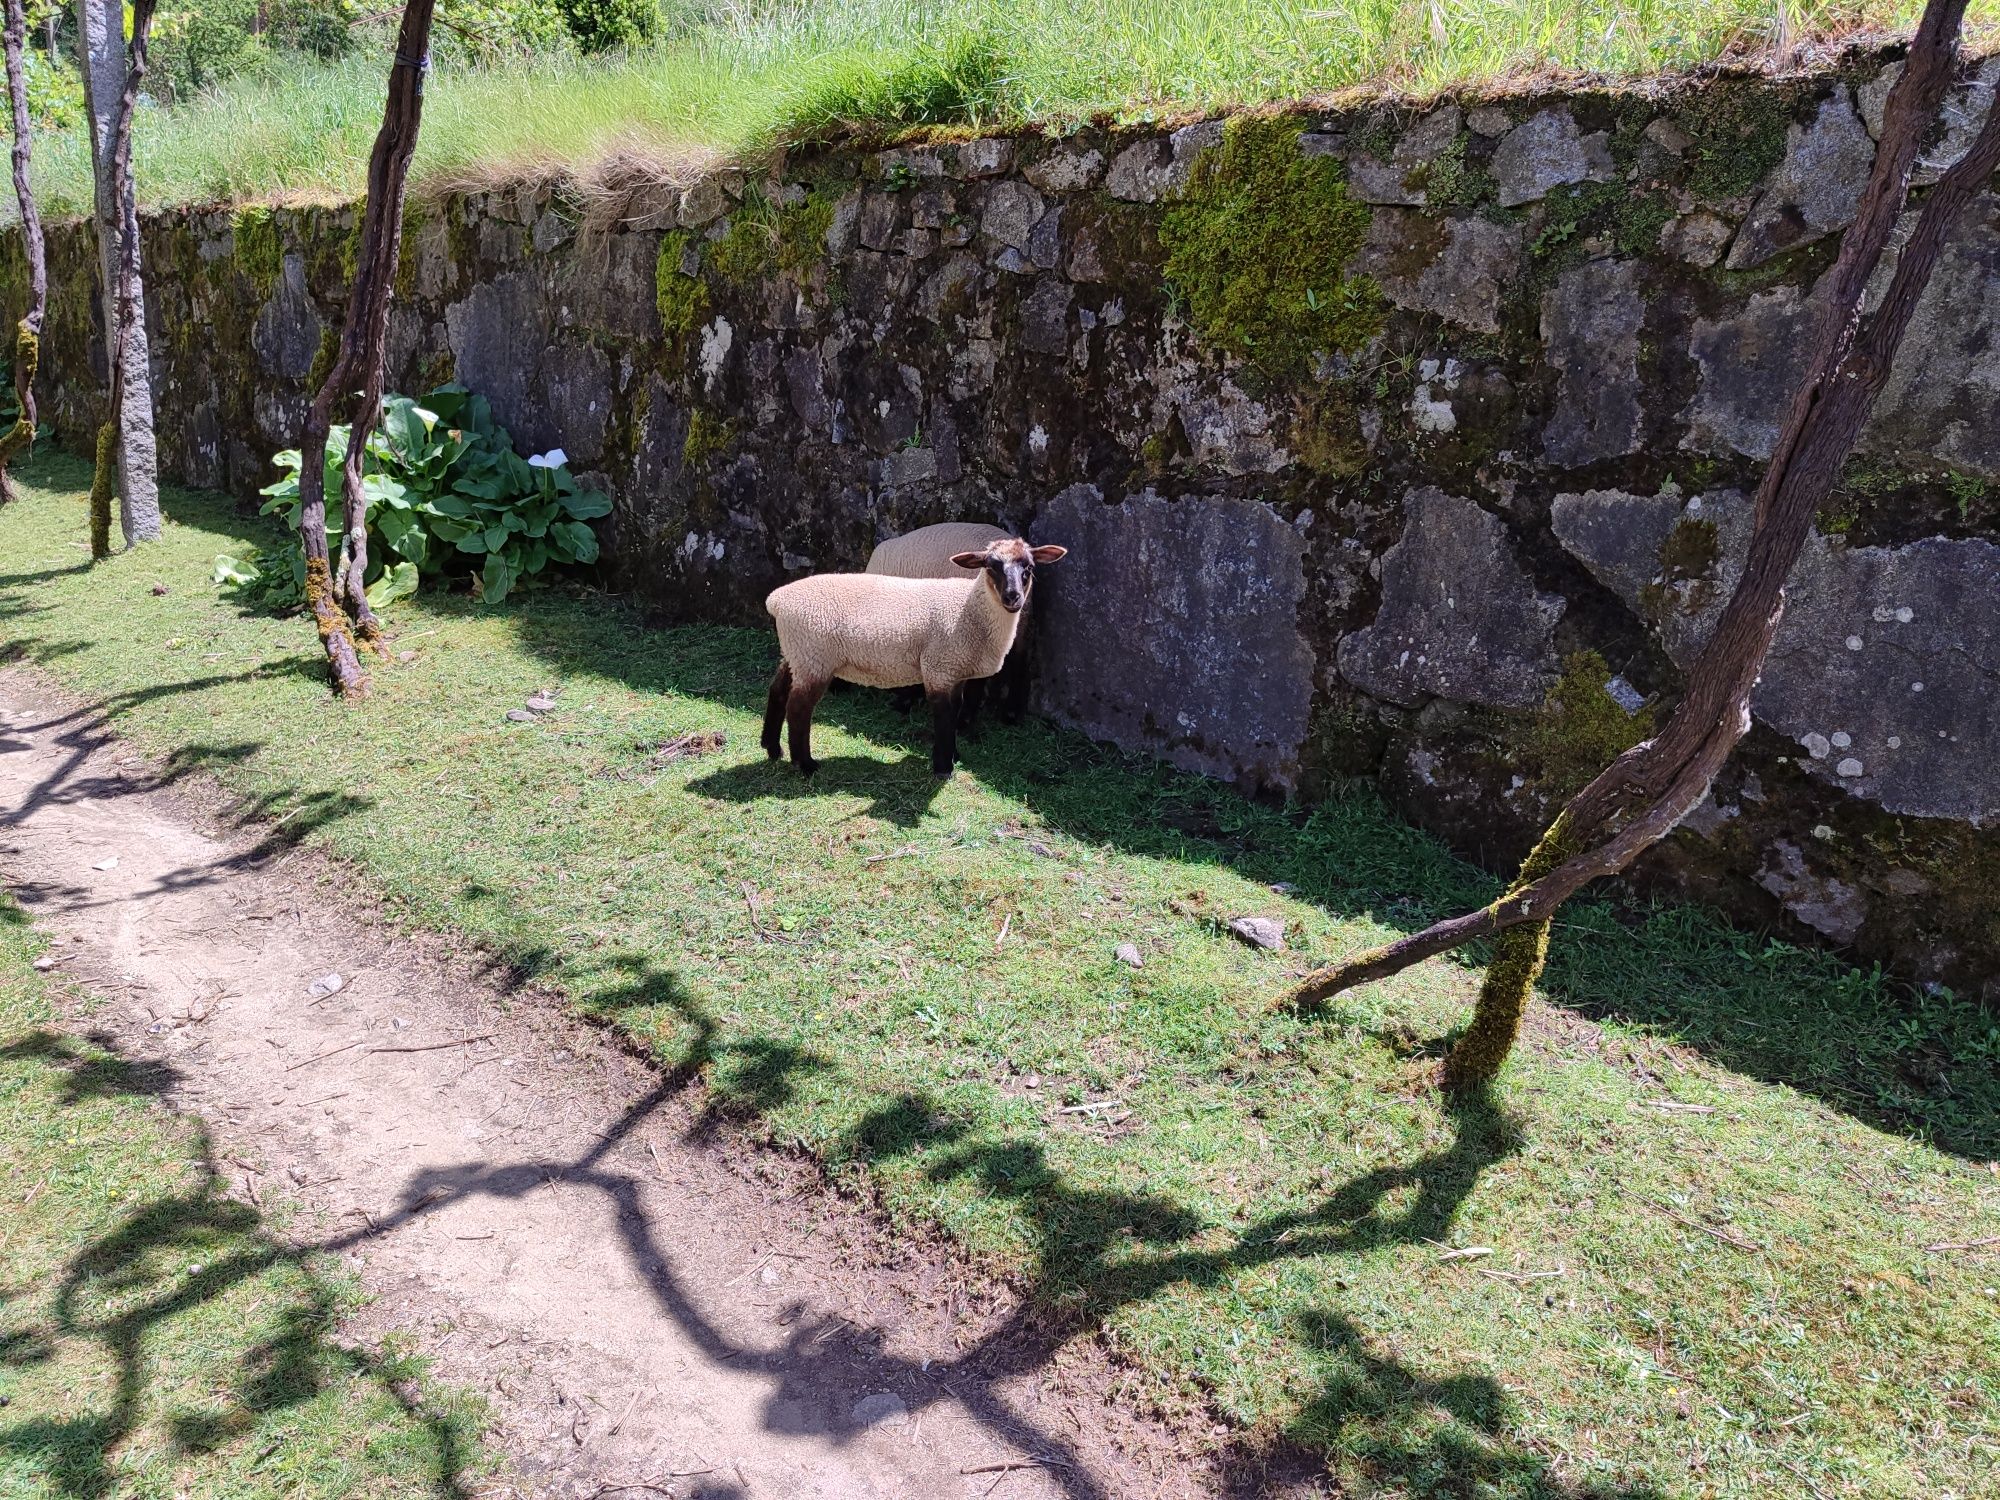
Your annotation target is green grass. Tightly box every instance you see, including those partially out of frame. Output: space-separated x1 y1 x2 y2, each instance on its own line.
21 0 2000 216
0 896 494 1493
3 452 1998 1496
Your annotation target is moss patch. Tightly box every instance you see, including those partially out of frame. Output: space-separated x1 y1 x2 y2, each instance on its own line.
1526 651 1654 800
1160 116 1383 377
1408 132 1494 213
682 407 735 468
1640 516 1722 617
232 205 283 292
1290 387 1371 478
709 188 839 285
1529 181 1674 279
655 230 712 362
1674 80 1805 201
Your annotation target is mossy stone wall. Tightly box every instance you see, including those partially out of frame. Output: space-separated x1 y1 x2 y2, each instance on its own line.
9 54 2000 994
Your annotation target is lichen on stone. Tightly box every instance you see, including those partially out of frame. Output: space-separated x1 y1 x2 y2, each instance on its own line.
1159 115 1383 377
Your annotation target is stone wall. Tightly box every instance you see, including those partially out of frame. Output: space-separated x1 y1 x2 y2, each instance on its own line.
11 52 2000 992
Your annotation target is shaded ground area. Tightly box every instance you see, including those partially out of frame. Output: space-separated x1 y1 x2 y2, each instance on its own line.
1 460 1997 1497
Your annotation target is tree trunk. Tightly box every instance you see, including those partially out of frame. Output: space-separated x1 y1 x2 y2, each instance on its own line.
74 0 159 547
0 0 47 504
296 0 437 694
1283 0 2000 1090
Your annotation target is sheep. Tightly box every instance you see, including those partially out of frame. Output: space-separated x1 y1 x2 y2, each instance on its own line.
763 536 1066 777
864 521 1035 727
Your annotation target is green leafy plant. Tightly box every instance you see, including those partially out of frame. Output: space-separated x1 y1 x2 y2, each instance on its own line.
214 384 610 611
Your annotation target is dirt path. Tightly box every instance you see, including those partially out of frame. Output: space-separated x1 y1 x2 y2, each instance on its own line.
0 668 1235 1500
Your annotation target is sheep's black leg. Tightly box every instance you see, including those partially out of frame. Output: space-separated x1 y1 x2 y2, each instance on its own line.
1000 632 1031 725
762 663 793 761
959 676 988 739
786 678 827 777
887 684 923 716
927 683 962 776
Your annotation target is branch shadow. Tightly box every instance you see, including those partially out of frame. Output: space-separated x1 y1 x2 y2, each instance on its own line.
309 940 1651 1498
0 1051 481 1499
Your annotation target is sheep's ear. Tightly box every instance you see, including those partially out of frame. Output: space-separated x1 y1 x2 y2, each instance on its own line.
1029 545 1068 565
950 551 985 570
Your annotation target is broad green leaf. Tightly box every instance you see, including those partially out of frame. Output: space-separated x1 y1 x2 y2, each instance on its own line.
211 553 260 585
365 559 420 612
481 551 514 605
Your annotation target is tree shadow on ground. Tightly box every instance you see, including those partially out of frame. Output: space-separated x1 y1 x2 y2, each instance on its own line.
0 1039 481 1499
362 942 1651 1498
503 602 1997 1162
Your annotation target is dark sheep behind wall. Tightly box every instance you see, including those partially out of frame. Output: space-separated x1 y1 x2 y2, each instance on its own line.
10 53 2000 994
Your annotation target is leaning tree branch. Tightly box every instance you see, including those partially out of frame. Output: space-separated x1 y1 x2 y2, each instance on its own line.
296 0 438 694
0 0 46 504
86 0 154 559
1287 1 1998 1015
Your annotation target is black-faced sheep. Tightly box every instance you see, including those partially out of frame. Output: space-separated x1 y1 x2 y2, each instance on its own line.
763 536 1066 776
865 521 1036 726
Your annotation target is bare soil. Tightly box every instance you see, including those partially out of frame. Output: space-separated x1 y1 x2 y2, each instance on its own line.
0 667 1305 1500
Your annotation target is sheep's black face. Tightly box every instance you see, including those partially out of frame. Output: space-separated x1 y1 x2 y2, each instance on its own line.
955 539 1065 614
985 554 1033 613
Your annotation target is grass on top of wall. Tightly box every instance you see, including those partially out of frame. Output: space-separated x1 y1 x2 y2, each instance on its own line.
18 0 2000 217
1 453 1997 1497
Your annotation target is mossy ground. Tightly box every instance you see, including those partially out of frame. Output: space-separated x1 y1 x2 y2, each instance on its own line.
0 891 495 1497
2 458 1997 1497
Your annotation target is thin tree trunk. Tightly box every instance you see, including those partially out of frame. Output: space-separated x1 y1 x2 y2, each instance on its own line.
0 0 47 504
75 0 159 547
297 0 437 693
1284 0 2000 1089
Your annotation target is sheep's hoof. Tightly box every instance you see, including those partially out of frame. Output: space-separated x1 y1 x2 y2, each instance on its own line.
763 741 782 761
930 758 954 778
796 756 819 778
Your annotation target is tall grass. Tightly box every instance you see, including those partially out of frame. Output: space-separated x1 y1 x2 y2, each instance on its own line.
23 0 1999 215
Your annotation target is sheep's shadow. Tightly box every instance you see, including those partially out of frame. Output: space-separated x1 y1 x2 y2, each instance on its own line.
686 750 950 828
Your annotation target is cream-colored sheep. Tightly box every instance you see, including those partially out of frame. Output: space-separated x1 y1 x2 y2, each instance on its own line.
866 521 1036 725
763 536 1066 776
